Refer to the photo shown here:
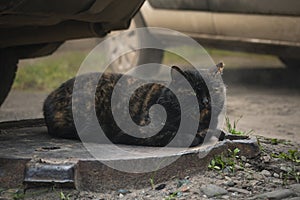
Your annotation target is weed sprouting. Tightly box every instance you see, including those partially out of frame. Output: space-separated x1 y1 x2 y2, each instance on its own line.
208 148 241 172
225 116 253 135
271 149 300 163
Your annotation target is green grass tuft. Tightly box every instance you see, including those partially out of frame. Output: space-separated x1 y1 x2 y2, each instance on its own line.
225 116 253 135
208 148 242 172
13 52 87 91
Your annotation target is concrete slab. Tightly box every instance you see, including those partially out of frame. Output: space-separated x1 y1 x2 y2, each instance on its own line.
0 119 260 192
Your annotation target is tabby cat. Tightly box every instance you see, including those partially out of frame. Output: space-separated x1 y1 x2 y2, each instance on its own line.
43 64 225 147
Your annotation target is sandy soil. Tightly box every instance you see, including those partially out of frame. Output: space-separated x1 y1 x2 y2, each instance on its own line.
226 86 300 141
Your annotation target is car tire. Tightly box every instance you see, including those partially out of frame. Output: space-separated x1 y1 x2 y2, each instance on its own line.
0 49 18 107
108 12 164 75
279 57 299 69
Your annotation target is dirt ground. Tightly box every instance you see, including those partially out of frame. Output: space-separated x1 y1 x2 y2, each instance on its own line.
0 134 299 200
226 86 300 142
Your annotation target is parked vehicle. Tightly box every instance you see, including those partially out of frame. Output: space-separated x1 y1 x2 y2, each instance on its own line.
138 0 300 68
0 0 145 106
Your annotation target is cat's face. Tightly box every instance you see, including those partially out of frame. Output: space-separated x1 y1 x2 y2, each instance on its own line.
171 65 226 135
170 66 212 127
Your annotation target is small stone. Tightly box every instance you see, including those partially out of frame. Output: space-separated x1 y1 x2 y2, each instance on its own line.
262 155 271 162
253 189 295 200
119 193 124 198
226 181 235 187
117 189 130 195
200 184 228 198
176 191 183 198
245 163 251 168
273 173 280 178
250 180 259 186
234 164 244 171
253 173 263 179
246 174 254 180
155 184 166 190
223 167 232 174
177 179 190 188
180 185 190 193
280 166 292 172
221 195 230 199
289 184 300 196
241 156 247 162
227 187 250 194
272 179 283 185
261 170 272 177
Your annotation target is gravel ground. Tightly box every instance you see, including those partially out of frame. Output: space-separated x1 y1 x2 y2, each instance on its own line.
0 81 299 200
0 136 299 200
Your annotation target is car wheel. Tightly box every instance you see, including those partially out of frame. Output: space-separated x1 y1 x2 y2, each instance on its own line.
108 12 164 75
0 49 18 107
279 57 299 68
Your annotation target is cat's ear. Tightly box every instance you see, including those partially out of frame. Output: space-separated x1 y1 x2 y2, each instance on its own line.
171 66 185 82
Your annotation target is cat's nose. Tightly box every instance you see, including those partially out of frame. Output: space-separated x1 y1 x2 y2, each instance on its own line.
202 97 209 105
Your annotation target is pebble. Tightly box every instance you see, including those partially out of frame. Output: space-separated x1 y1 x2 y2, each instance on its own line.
227 187 250 194
273 173 280 178
177 179 190 188
280 166 292 172
155 184 166 190
250 180 260 186
251 189 296 200
245 163 251 168
200 184 228 198
261 169 272 177
180 185 190 193
241 156 247 161
262 155 271 162
223 167 232 174
226 181 236 187
253 173 263 180
272 179 283 185
117 189 130 195
246 174 254 180
289 184 300 196
234 164 244 171
221 195 230 199
176 191 183 198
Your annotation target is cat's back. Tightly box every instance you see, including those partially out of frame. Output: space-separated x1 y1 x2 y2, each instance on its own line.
43 72 122 138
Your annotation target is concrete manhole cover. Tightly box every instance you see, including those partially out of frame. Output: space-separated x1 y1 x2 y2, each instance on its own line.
0 119 260 192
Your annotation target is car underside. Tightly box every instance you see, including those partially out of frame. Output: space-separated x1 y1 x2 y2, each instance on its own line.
0 0 144 58
0 0 145 106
